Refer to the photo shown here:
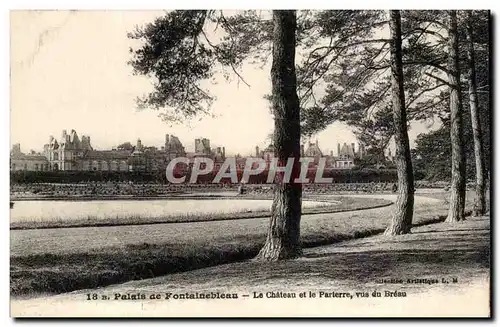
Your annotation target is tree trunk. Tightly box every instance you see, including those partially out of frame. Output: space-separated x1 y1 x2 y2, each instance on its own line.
384 10 414 236
446 10 466 223
466 11 487 216
256 10 302 261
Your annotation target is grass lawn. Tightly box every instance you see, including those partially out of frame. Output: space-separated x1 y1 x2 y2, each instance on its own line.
10 193 473 297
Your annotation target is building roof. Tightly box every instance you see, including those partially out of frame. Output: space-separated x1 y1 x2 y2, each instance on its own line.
340 143 355 158
83 150 131 160
263 143 274 152
304 142 323 157
11 154 48 161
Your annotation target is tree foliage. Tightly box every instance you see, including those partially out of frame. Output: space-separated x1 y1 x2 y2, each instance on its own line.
297 10 489 188
412 10 490 182
116 142 134 151
128 10 273 123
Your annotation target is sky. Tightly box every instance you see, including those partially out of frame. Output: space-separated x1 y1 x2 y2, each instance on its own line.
10 10 437 156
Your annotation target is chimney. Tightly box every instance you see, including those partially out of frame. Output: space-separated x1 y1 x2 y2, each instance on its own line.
195 139 200 152
165 134 170 146
222 147 226 158
300 144 305 157
256 146 260 157
337 143 341 156
11 143 21 156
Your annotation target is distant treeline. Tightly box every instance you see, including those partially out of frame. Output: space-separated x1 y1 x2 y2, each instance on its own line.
9 169 423 184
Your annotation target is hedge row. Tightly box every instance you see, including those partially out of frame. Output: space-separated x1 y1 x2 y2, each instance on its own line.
10 169 406 184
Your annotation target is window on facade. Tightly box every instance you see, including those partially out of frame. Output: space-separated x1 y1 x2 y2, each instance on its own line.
109 161 116 171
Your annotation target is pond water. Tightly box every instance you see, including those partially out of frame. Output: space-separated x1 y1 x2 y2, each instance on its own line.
10 199 331 223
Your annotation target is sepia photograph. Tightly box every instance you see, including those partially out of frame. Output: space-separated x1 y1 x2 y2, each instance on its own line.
9 8 491 318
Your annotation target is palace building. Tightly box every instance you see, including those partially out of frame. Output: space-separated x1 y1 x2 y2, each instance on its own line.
254 140 366 170
10 129 226 172
11 129 378 173
10 144 49 172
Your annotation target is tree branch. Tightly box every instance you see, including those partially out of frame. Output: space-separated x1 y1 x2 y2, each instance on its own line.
424 72 450 86
404 60 449 74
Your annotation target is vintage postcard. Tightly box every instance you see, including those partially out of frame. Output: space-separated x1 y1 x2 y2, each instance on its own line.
9 9 491 318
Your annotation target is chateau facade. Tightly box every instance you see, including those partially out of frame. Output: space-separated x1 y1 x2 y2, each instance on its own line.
10 129 224 172
10 144 49 172
255 140 366 170
11 130 379 173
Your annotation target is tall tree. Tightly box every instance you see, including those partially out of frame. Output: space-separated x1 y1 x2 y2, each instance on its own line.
299 11 450 156
410 11 490 184
384 10 414 236
128 10 303 260
257 10 302 260
446 10 466 222
465 11 486 216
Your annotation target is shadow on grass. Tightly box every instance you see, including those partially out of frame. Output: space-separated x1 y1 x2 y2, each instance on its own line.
258 246 490 286
165 237 490 289
11 209 476 297
11 244 263 297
